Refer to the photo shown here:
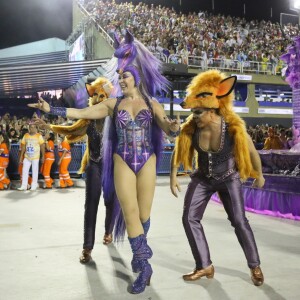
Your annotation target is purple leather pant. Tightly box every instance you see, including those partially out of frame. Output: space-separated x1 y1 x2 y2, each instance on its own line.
182 174 260 269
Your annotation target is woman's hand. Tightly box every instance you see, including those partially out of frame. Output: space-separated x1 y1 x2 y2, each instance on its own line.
166 115 181 133
28 98 50 113
163 115 181 136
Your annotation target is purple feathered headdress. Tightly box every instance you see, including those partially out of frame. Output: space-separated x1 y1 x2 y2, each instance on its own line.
113 29 170 98
114 31 137 71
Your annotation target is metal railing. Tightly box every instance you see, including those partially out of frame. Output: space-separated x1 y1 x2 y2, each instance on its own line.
6 144 183 177
169 55 281 75
76 0 114 49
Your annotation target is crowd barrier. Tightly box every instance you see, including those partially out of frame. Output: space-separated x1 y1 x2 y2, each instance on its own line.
8 144 300 178
6 144 181 178
7 143 300 219
7 144 86 178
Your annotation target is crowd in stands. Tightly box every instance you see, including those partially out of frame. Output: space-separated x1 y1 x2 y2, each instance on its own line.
0 109 299 190
247 124 294 150
80 0 299 74
0 112 69 142
0 110 295 150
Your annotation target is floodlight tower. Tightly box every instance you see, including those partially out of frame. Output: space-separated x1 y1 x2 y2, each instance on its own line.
290 0 300 26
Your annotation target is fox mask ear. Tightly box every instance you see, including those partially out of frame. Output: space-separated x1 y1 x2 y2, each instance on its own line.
85 83 94 97
216 76 237 99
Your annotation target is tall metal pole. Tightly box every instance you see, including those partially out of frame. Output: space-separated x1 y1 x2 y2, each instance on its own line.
170 89 174 119
270 7 273 19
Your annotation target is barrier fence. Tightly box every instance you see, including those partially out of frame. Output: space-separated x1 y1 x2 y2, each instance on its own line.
6 144 181 178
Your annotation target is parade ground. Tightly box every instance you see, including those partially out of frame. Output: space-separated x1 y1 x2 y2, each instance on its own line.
0 176 299 300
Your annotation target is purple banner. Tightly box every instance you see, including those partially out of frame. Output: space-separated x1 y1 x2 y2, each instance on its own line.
211 174 300 221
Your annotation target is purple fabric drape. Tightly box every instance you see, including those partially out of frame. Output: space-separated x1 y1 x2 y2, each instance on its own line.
211 174 300 221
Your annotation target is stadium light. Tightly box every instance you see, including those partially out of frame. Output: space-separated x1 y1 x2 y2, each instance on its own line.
291 0 300 11
290 0 300 26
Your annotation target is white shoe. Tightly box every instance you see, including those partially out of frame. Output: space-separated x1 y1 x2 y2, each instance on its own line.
30 187 38 191
17 187 27 191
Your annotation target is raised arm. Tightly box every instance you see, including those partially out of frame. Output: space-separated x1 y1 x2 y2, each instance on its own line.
151 100 180 136
28 98 116 120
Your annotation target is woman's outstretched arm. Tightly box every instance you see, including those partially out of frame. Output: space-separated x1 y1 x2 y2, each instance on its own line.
28 98 116 120
151 100 180 136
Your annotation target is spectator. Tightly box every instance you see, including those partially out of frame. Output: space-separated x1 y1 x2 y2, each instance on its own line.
17 124 45 191
263 127 283 150
279 129 289 150
57 136 74 188
0 132 11 190
7 128 19 144
41 132 55 189
18 128 32 187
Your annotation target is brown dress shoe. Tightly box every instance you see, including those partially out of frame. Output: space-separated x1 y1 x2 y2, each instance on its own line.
250 266 264 286
183 265 215 281
103 234 113 245
79 249 92 264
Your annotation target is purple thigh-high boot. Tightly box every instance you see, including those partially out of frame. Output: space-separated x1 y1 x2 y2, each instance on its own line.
128 234 153 294
132 218 150 272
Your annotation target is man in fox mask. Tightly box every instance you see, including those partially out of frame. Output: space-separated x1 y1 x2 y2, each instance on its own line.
170 70 265 286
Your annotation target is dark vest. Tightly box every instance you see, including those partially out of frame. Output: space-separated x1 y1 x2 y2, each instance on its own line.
192 118 238 181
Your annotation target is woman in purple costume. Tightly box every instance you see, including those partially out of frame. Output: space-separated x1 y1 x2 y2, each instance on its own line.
28 30 180 294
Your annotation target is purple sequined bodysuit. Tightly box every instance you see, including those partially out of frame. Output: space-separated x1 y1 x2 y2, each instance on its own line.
114 99 154 174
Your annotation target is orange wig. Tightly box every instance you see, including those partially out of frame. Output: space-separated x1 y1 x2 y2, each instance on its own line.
174 70 258 180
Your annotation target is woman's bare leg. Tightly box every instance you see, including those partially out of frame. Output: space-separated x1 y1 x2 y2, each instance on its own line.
113 154 143 238
137 154 156 223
